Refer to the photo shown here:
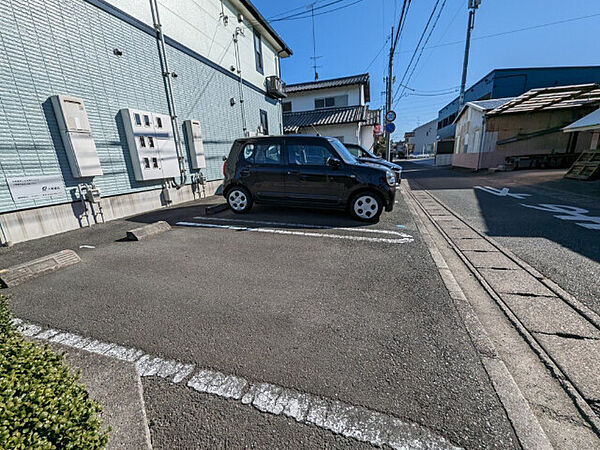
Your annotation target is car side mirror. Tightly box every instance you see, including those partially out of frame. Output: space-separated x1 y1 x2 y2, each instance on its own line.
327 157 341 168
222 155 227 161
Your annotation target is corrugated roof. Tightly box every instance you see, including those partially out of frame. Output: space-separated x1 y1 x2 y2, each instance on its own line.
283 106 379 133
469 98 515 110
488 83 600 115
563 108 600 132
284 74 370 101
454 97 514 124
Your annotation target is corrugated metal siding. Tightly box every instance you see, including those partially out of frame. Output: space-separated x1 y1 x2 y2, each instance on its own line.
0 0 280 213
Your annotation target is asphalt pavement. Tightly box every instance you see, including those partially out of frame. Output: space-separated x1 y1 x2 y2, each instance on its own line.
403 160 600 316
2 191 517 448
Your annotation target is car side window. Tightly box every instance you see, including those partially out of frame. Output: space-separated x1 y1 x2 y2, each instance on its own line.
242 143 281 165
346 146 360 158
288 144 335 166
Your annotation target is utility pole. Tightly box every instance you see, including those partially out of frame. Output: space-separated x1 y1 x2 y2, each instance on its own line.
458 0 481 110
385 26 394 161
383 0 409 161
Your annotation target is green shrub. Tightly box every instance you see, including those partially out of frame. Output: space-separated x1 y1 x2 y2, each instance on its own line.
0 295 109 449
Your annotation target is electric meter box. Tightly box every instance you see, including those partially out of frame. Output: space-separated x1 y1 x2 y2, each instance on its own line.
50 94 103 178
183 119 206 169
120 108 179 181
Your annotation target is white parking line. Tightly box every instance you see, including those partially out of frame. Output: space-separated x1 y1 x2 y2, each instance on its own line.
15 318 458 449
192 216 412 237
177 221 414 244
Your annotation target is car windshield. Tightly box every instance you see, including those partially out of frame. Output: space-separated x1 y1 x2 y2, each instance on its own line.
356 146 379 159
328 138 358 164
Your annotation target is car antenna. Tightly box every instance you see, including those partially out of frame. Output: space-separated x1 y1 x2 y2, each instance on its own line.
310 124 321 136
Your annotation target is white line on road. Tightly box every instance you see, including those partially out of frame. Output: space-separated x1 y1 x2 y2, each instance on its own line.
15 319 459 449
193 216 412 237
177 221 414 244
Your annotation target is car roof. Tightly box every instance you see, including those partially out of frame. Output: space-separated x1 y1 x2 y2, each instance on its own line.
234 135 335 144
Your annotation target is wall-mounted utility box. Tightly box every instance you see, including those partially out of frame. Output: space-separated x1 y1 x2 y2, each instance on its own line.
183 119 206 169
50 94 103 178
120 108 179 181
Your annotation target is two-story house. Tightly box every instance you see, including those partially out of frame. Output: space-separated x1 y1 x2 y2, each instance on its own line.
282 74 380 150
0 0 291 245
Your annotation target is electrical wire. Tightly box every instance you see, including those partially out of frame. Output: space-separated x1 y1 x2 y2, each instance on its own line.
267 1 324 20
400 11 600 53
270 0 364 22
391 0 442 104
364 36 390 71
395 0 447 103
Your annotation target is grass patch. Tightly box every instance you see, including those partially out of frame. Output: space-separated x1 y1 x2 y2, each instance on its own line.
0 295 108 448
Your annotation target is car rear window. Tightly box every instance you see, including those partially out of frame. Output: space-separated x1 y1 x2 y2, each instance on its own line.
242 143 281 165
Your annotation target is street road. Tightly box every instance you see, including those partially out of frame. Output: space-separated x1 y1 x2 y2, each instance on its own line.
404 160 600 316
3 192 517 448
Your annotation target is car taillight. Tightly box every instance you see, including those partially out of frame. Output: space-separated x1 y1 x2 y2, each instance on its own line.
222 160 227 176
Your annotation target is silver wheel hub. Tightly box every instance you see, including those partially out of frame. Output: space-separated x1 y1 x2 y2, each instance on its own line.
228 190 247 211
353 195 379 219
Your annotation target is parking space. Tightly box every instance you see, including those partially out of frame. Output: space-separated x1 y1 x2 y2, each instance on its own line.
4 192 517 448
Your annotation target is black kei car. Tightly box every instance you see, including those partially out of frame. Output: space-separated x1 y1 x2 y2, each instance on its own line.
343 143 402 184
222 136 397 222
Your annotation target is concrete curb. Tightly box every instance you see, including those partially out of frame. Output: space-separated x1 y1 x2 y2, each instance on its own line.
205 203 229 215
126 221 171 241
403 185 554 450
15 319 459 450
408 182 600 436
37 340 152 449
0 249 80 288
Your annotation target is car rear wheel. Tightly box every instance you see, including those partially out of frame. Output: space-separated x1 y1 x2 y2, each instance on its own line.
350 192 382 222
227 186 253 214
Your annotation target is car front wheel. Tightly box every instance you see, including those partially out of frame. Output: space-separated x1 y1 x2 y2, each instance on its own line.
349 192 382 222
226 186 253 214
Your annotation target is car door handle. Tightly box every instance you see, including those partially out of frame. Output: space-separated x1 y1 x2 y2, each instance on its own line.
240 168 250 176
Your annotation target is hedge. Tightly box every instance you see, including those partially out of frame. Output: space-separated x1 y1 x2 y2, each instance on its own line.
0 295 109 449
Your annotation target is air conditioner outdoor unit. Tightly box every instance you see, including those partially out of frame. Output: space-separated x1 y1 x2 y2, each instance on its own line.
266 76 286 99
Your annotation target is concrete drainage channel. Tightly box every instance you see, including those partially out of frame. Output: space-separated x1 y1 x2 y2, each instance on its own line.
406 182 600 437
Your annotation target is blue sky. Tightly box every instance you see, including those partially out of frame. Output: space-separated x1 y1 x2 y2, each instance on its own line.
252 0 600 138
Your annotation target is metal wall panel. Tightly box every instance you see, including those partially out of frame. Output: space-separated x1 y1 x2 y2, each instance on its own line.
0 0 281 213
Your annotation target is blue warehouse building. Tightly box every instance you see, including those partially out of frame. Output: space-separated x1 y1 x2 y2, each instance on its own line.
0 0 291 244
437 66 600 142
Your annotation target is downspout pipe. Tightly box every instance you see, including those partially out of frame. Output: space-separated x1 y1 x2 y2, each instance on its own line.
233 28 247 135
150 0 187 189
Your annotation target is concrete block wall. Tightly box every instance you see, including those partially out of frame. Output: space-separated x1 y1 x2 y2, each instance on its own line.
0 0 282 243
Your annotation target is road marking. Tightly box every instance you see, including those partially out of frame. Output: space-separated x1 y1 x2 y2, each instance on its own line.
475 186 531 199
178 221 414 244
15 319 459 449
192 216 412 237
520 203 600 231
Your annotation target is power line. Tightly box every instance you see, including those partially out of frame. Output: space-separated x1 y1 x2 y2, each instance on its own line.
270 0 364 22
364 36 390 71
395 0 447 104
400 11 600 54
267 1 324 19
392 0 442 104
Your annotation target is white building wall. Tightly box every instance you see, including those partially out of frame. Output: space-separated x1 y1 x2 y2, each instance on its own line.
360 126 375 150
286 86 362 112
412 119 437 155
107 0 280 87
454 107 485 154
298 124 358 144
